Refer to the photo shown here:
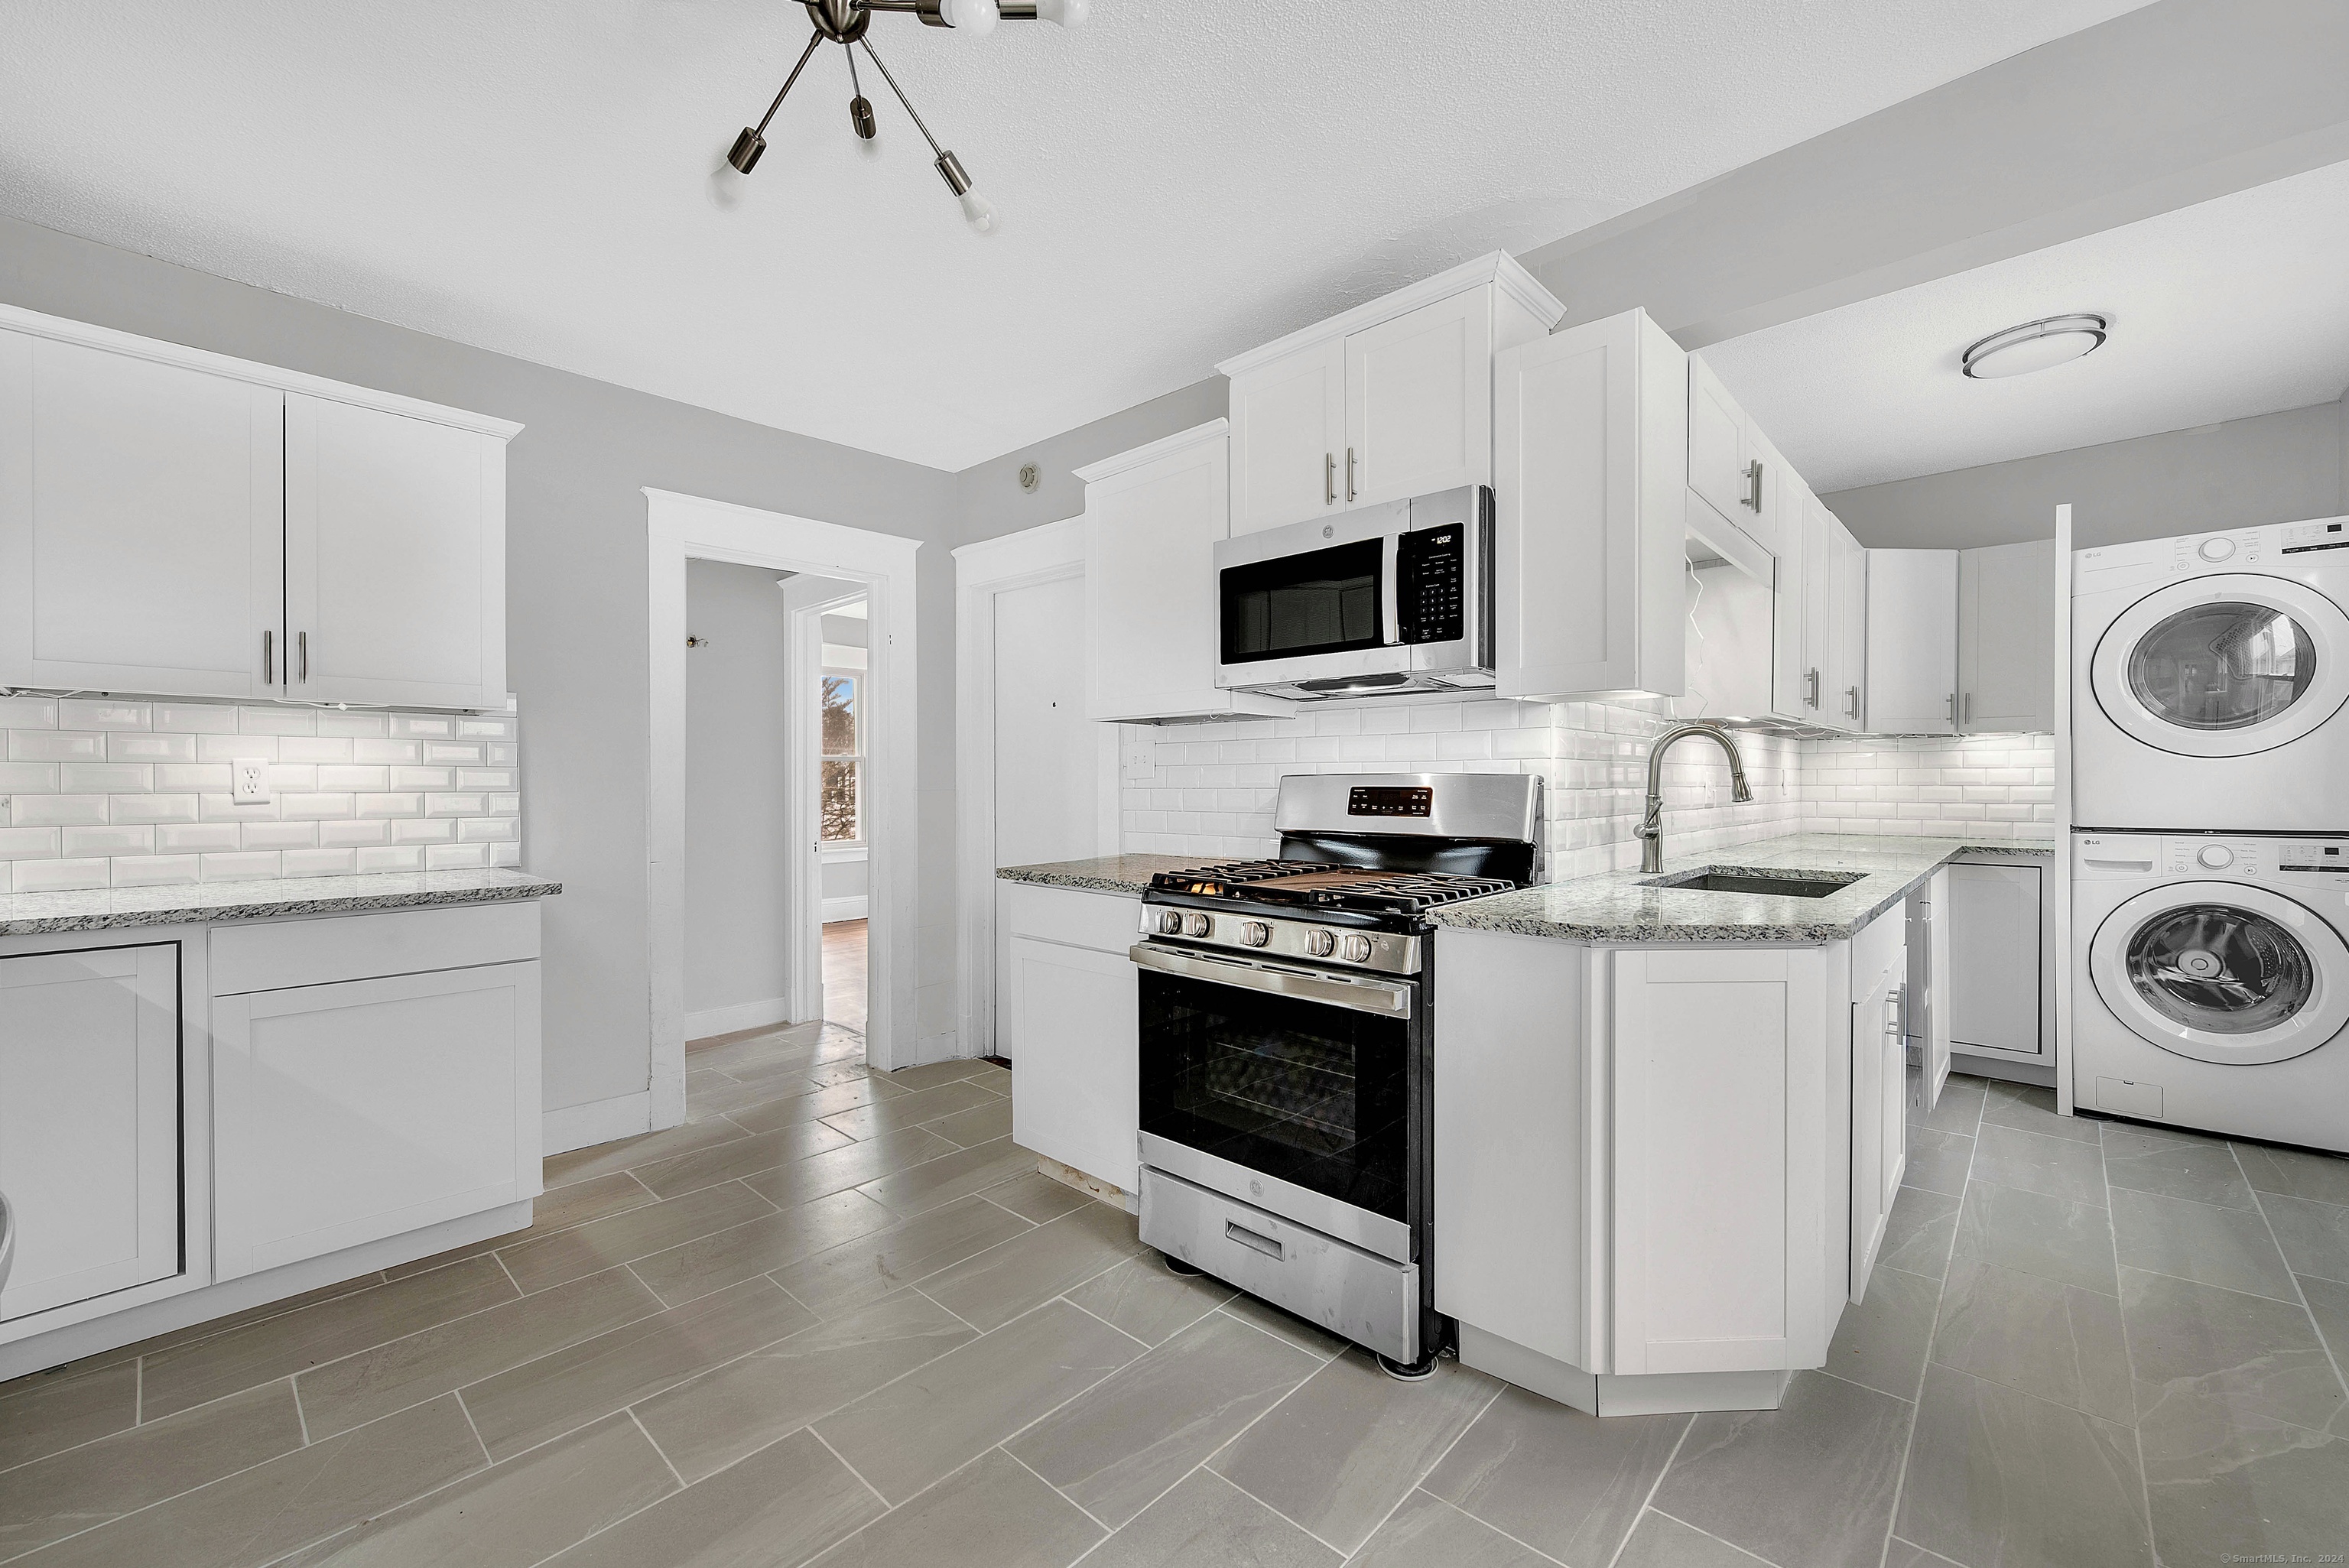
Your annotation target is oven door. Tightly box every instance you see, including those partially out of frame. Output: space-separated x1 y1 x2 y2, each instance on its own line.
1132 942 1418 1263
1215 508 1409 690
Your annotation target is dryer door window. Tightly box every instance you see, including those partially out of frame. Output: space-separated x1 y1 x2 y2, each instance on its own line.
2091 881 2349 1065
2092 574 2349 758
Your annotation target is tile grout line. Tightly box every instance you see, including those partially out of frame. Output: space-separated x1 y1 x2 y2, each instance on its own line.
2238 1158 2349 1425
2116 1125 2161 1560
1646 1505 1785 1566
1334 1381 1505 1562
1600 1411 1698 1568
997 1443 1117 1536
628 1407 688 1491
810 1426 893 1512
1402 1490 1576 1568
290 1374 310 1446
1053 1290 1156 1354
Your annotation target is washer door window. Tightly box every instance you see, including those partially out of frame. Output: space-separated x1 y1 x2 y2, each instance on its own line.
2091 881 2349 1063
2092 575 2349 758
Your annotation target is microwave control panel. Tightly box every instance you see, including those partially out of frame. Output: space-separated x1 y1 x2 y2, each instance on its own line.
1395 527 1465 645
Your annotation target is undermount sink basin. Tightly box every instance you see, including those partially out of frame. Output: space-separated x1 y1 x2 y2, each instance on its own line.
1643 868 1864 899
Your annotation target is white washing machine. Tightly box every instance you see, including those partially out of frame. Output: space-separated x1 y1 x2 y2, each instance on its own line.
2072 515 2349 832
2072 831 2349 1152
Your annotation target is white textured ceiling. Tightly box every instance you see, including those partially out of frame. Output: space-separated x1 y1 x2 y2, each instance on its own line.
1700 158 2349 494
0 1 2150 472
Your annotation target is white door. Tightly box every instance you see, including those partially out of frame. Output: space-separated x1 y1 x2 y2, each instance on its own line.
1797 495 1834 722
1959 539 2057 732
0 332 282 697
212 960 541 1278
1086 429 1233 722
1867 550 1959 734
285 394 504 709
1829 518 1870 730
1002 936 1139 1191
1948 864 2043 1057
2088 883 2349 1065
2085 573 2349 758
0 945 180 1322
1345 289 1491 510
993 573 1100 872
1229 339 1346 537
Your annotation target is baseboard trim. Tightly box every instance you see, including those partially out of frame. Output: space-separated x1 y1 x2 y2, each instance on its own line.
822 897 869 922
684 997 793 1040
543 1090 654 1155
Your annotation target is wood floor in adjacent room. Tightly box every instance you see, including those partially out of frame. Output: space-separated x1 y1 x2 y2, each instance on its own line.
3 1064 2347 1566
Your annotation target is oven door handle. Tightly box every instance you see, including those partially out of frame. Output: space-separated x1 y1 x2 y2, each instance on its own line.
1380 531 1403 647
1130 943 1415 1018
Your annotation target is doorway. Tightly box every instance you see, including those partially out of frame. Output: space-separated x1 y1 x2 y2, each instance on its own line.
817 593 871 1034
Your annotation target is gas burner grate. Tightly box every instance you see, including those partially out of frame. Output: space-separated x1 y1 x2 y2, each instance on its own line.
1147 862 1516 914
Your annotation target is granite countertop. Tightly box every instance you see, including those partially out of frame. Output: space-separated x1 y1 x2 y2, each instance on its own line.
0 868 562 937
996 854 1201 897
1430 833 2054 945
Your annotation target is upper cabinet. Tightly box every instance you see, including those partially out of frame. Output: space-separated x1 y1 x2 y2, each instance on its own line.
1686 354 1782 559
1867 549 1960 735
1958 538 2058 733
0 305 519 710
1079 420 1288 724
1219 254 1563 537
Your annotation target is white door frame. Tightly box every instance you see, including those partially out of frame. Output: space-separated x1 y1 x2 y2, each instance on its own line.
952 517 1119 1057
647 489 922 1118
782 574 869 1027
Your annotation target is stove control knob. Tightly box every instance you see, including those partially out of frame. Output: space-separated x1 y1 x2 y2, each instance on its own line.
1305 929 1337 958
2198 844 2236 870
1184 913 1212 938
1340 933 1374 963
1241 921 1272 948
1155 911 1184 936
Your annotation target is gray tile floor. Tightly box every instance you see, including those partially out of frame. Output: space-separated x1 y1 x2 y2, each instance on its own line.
5 1041 2347 1567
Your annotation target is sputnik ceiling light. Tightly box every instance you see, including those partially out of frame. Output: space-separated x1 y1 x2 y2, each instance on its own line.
725 0 1090 233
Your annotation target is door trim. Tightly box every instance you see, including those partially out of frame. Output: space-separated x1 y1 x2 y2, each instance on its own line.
951 518 1114 1059
646 489 923 1120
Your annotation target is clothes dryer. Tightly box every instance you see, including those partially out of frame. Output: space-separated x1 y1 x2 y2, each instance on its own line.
2071 517 2349 832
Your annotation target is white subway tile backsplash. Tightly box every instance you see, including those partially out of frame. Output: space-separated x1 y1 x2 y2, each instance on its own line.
57 700 151 732
202 793 278 822
0 827 61 859
106 732 199 763
0 762 57 792
391 714 455 740
317 766 389 791
110 855 202 888
358 846 426 872
152 702 243 735
238 706 316 736
15 858 110 891
280 794 358 820
356 793 424 819
200 851 283 881
390 768 453 790
423 742 484 766
0 697 59 728
63 825 154 858
426 843 489 870
317 820 389 848
13 795 108 826
240 821 318 850
11 732 104 762
158 763 232 791
199 734 277 763
157 823 242 852
392 819 456 844
316 710 391 739
60 763 156 794
354 739 424 765
281 848 357 876
279 737 356 765
425 793 486 817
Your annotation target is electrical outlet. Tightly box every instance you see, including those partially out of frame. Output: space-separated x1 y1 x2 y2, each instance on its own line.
232 758 272 804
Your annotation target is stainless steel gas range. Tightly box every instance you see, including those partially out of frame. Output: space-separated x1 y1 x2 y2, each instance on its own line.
1130 771 1539 1378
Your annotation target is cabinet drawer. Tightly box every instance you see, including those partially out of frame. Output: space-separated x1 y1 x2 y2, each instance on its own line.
997 881 1140 955
212 901 540 995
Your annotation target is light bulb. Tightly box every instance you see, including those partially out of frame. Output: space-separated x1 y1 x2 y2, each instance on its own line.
1036 0 1090 23
960 188 999 233
941 0 999 34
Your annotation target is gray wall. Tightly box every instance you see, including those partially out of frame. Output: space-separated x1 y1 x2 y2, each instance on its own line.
1824 394 2349 552
0 213 959 1117
955 378 1228 547
683 560 791 1019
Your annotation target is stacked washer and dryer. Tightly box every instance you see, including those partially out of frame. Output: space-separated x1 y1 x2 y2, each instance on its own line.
2071 515 2349 1152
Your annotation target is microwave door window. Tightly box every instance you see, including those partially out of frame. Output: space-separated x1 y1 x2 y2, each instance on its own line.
1221 539 1385 664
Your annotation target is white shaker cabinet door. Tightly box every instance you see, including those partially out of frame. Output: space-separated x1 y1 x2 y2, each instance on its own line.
284 394 506 709
1002 935 1138 1193
1228 339 1346 537
1959 538 2057 733
1084 425 1239 722
0 331 282 697
1344 288 1491 511
0 944 181 1322
1828 515 1870 731
212 959 541 1279
1867 550 1959 734
1848 942 1909 1302
1948 863 2044 1057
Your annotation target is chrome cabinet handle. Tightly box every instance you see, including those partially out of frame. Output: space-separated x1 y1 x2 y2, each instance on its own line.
1886 987 1905 1039
1945 693 1955 724
263 629 274 685
1225 1220 1285 1261
1743 459 1764 511
1326 453 1337 506
1845 685 1860 719
298 631 308 683
1963 692 1973 728
0 1186 15 1294
1346 446 1356 503
1805 667 1821 709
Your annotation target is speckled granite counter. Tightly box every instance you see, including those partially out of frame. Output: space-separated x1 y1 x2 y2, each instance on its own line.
1430 833 2053 945
0 868 562 937
996 854 1204 897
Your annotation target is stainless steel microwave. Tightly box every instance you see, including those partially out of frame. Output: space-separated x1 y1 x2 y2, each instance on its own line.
1213 485 1494 700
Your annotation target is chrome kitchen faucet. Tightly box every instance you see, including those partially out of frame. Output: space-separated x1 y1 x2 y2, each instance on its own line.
1637 724 1753 873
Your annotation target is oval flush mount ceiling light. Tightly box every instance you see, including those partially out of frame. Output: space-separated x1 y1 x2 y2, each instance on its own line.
1961 313 2110 379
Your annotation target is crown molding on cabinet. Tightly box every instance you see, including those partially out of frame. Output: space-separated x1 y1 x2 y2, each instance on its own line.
0 301 524 442
1071 417 1229 485
1212 252 1565 381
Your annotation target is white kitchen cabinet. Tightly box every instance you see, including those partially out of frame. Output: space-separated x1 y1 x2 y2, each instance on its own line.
1493 307 1693 700
1763 468 1815 726
1847 914 1908 1301
1079 420 1287 723
999 881 1139 1193
0 332 282 697
0 945 181 1322
1228 339 1345 537
1907 868 1953 1110
1828 514 1870 730
1867 550 1960 734
212 956 541 1280
0 304 518 709
1959 538 2058 732
1612 946 1829 1377
284 394 507 709
1948 862 2047 1060
1217 253 1561 537
1686 355 1782 557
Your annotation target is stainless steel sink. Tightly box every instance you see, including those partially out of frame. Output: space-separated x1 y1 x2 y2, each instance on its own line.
1642 868 1864 899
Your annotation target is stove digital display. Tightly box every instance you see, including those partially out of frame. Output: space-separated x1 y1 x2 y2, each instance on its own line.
1348 787 1433 819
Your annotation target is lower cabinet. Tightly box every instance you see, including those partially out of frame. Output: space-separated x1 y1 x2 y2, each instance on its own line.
999 881 1139 1193
1847 911 1909 1300
211 959 541 1279
0 944 181 1321
1948 862 2048 1060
